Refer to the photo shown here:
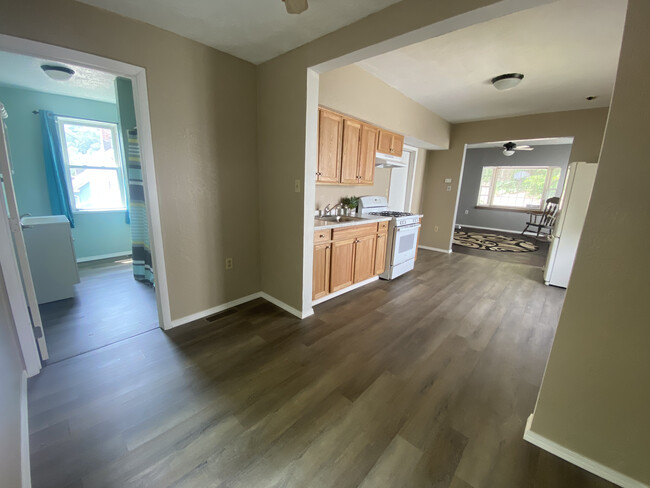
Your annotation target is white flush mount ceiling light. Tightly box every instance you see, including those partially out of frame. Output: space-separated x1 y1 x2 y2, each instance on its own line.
283 0 308 14
491 73 524 91
41 64 75 81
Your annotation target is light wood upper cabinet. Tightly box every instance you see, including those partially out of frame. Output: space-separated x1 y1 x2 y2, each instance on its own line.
377 130 404 157
353 234 377 284
317 109 342 183
330 238 355 292
312 242 331 300
374 232 388 276
358 124 378 185
340 118 362 184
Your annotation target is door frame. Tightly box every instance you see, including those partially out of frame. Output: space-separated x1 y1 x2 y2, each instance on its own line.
0 34 172 374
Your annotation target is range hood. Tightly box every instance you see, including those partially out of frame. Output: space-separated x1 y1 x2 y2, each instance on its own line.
375 152 406 168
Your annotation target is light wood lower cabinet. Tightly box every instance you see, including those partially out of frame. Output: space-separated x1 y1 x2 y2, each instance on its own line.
353 234 377 283
374 232 388 276
312 243 331 300
330 238 355 293
313 222 389 301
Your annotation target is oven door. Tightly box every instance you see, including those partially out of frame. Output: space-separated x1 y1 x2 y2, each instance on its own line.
390 223 421 266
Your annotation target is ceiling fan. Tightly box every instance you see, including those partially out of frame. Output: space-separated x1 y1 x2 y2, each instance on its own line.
502 142 533 156
283 0 308 14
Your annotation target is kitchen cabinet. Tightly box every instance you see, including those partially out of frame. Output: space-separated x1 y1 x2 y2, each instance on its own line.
340 118 362 184
358 124 378 185
330 238 355 292
317 109 342 183
312 242 331 300
377 130 404 157
374 231 388 276
353 234 377 283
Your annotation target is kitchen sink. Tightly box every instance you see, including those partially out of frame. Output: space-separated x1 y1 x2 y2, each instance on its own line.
317 215 365 223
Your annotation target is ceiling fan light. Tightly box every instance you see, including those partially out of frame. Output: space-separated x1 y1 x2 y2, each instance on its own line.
491 73 524 91
503 149 515 156
283 0 308 14
41 64 75 81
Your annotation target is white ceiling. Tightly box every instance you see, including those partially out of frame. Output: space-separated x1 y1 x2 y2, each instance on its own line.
356 0 628 123
75 0 403 65
468 137 574 149
0 51 116 103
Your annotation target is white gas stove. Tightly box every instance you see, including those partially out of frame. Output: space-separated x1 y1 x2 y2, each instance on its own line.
358 196 421 280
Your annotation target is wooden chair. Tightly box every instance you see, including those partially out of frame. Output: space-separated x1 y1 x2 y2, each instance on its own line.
522 197 560 238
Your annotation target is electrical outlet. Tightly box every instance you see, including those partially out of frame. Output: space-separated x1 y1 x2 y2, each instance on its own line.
434 226 439 232
294 179 301 193
446 185 452 191
225 258 233 270
465 210 469 215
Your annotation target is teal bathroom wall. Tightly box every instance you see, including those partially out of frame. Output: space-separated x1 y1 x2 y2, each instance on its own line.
0 84 132 260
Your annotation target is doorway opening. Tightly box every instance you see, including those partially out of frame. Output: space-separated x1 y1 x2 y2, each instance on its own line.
451 137 575 269
0 36 170 372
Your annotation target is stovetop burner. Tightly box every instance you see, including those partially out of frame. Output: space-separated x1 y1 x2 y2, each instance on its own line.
369 211 414 218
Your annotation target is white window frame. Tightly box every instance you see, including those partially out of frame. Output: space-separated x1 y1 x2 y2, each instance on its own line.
477 165 562 211
56 117 127 212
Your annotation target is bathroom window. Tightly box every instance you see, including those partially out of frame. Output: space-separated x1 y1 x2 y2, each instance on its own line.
477 165 562 210
57 118 126 211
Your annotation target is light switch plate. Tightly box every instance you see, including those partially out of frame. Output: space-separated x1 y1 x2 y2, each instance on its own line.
444 178 452 183
294 179 301 193
446 185 452 191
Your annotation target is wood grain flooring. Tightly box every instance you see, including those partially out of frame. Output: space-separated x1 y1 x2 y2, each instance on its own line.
27 250 616 488
39 258 159 364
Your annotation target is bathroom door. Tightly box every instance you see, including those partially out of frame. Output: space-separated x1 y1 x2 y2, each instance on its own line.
0 115 49 362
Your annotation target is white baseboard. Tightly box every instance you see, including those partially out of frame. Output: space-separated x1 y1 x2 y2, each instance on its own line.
168 290 313 329
418 245 452 254
259 292 313 319
524 415 648 488
21 371 31 488
76 251 132 263
168 292 262 329
455 224 541 237
312 276 379 306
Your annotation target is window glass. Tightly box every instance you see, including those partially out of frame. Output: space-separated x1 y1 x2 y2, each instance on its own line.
477 165 562 210
58 119 125 211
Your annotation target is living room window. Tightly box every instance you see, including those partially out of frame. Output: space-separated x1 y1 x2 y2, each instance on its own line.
477 165 562 210
57 117 126 211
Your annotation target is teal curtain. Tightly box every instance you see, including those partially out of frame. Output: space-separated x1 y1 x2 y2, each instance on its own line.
39 111 74 227
127 129 154 285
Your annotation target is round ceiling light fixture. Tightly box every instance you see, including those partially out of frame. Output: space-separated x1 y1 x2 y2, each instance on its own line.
491 73 524 91
41 64 75 81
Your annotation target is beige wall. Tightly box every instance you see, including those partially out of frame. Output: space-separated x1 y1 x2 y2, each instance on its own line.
258 0 512 310
319 64 450 149
315 168 391 210
529 0 650 483
0 0 261 321
420 108 609 250
0 265 26 488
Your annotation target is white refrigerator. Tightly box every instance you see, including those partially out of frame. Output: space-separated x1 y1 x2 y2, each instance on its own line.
544 162 598 288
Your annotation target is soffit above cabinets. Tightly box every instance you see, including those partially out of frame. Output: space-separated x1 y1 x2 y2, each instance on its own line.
74 0 402 65
356 0 627 123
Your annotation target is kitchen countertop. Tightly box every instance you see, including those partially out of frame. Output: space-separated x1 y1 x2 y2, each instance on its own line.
314 215 392 231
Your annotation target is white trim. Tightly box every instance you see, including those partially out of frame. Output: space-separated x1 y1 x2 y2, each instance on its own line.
312 276 379 306
0 34 172 331
20 371 31 488
169 292 263 329
76 251 132 263
418 245 452 254
169 291 314 329
524 415 648 488
455 224 542 237
260 292 313 319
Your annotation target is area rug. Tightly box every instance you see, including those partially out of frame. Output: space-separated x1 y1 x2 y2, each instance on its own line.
453 231 538 253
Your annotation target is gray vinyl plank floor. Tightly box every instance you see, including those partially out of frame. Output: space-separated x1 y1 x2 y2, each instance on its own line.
28 250 616 488
38 258 159 364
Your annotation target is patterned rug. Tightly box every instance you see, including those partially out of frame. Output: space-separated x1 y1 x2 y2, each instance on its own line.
453 231 538 253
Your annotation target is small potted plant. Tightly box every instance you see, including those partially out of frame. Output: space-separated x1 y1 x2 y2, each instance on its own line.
340 196 360 216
